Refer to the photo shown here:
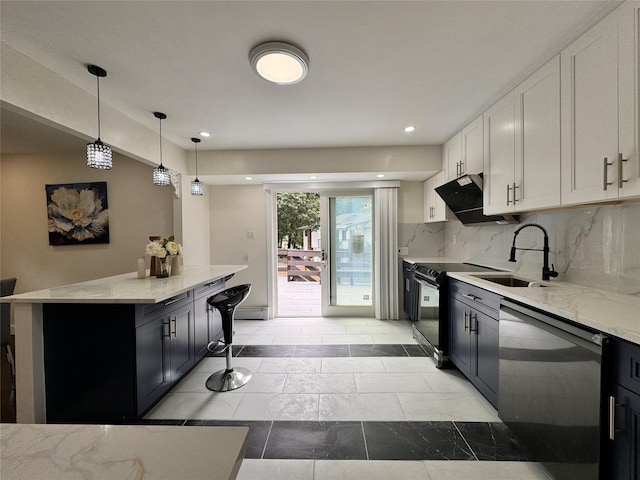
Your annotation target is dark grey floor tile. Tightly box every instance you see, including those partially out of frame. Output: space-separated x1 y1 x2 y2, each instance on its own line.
184 420 272 459
364 421 475 460
455 422 533 461
264 421 366 460
349 344 408 357
236 345 296 357
403 344 428 357
293 345 350 357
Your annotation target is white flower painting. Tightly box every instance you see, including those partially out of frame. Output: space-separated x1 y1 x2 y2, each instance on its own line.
46 182 110 245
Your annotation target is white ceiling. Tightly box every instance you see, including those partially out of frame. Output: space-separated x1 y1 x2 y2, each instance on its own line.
0 0 620 155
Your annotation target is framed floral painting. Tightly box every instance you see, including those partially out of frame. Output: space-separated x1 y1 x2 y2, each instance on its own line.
45 182 110 245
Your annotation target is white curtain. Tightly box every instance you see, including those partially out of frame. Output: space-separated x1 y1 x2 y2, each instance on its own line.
374 187 398 319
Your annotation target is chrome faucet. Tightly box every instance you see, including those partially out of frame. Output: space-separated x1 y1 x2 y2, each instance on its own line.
508 223 559 281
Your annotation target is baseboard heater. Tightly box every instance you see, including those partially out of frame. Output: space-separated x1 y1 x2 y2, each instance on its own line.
235 306 269 320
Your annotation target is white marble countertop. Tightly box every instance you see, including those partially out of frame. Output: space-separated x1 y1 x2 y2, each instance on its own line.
2 265 247 304
0 423 248 480
448 271 640 346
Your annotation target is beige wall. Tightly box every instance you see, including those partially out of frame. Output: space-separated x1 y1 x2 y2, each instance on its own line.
398 181 425 224
0 152 174 294
209 184 268 308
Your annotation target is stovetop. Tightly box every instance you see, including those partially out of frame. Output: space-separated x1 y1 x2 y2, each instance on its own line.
413 262 496 283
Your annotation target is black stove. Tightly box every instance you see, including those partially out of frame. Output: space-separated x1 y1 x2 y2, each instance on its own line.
409 262 496 367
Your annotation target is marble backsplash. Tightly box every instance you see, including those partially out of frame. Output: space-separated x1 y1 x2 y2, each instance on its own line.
443 202 640 296
398 222 446 258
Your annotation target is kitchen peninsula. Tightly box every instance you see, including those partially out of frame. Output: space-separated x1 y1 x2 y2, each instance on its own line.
4 265 247 424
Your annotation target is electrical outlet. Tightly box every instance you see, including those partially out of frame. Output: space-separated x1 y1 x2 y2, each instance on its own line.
452 234 457 245
246 230 255 240
398 246 409 255
242 253 249 262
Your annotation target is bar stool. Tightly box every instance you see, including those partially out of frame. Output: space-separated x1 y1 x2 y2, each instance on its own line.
205 284 252 392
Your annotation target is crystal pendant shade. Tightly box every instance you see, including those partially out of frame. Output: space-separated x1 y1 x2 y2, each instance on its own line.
153 164 171 186
86 139 113 169
191 179 204 196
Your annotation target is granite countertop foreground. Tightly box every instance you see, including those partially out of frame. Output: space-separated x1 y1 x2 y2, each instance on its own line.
0 423 248 480
448 271 640 346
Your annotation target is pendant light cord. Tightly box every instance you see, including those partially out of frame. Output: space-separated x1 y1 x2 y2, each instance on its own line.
96 74 102 140
159 116 163 167
194 141 198 177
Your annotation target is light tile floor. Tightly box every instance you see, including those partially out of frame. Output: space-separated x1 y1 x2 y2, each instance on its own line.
145 317 551 479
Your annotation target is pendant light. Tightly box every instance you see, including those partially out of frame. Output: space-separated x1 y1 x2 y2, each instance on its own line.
152 112 170 186
190 137 203 196
86 65 113 169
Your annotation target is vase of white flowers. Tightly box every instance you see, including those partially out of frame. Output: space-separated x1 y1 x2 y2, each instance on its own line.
145 236 183 278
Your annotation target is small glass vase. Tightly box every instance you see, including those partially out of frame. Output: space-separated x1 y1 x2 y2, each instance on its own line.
157 258 169 278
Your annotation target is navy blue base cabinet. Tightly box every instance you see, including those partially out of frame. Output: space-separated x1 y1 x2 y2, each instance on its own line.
609 337 640 480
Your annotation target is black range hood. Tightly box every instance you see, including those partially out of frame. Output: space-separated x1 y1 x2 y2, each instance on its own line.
435 173 519 226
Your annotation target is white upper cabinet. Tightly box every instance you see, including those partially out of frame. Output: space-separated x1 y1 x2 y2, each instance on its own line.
514 56 561 210
483 92 516 215
484 56 561 215
617 1 640 199
424 171 451 223
561 2 640 204
461 115 484 176
443 132 462 181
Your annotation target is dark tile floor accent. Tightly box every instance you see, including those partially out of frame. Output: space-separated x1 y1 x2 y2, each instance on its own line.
364 421 474 461
455 422 533 461
264 421 367 460
207 344 428 358
185 420 272 459
140 420 530 462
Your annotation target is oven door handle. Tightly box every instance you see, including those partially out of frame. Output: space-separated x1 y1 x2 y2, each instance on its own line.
414 275 440 290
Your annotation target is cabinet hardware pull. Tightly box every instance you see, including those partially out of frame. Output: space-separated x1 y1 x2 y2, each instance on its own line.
462 293 479 301
464 311 469 332
163 320 171 338
459 160 464 175
456 162 460 177
506 184 512 205
609 395 616 440
164 297 181 306
618 153 628 189
603 157 613 191
469 314 477 333
513 183 519 203
170 317 177 337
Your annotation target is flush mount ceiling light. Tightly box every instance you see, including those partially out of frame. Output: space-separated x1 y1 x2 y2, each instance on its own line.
152 112 171 186
190 137 203 196
404 125 416 133
249 41 309 85
199 131 211 138
86 65 113 169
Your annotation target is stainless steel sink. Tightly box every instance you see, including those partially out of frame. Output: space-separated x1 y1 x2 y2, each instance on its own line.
475 275 546 287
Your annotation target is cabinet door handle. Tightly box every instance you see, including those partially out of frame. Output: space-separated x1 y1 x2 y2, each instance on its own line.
506 184 512 205
462 293 480 301
459 160 464 175
170 317 177 337
512 183 519 203
618 153 628 189
469 313 477 333
609 395 615 440
603 157 613 191
463 311 469 332
164 297 181 307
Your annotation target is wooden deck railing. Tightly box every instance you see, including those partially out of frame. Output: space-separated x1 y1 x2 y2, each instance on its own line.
278 249 322 282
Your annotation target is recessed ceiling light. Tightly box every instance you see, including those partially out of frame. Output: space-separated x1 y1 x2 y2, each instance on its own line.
199 131 211 137
245 176 253 181
377 174 385 178
404 126 416 133
249 42 309 85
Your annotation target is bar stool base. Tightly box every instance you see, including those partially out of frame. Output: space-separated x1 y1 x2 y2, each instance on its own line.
205 368 252 392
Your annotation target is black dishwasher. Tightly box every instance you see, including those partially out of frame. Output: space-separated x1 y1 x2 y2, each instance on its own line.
499 300 610 480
